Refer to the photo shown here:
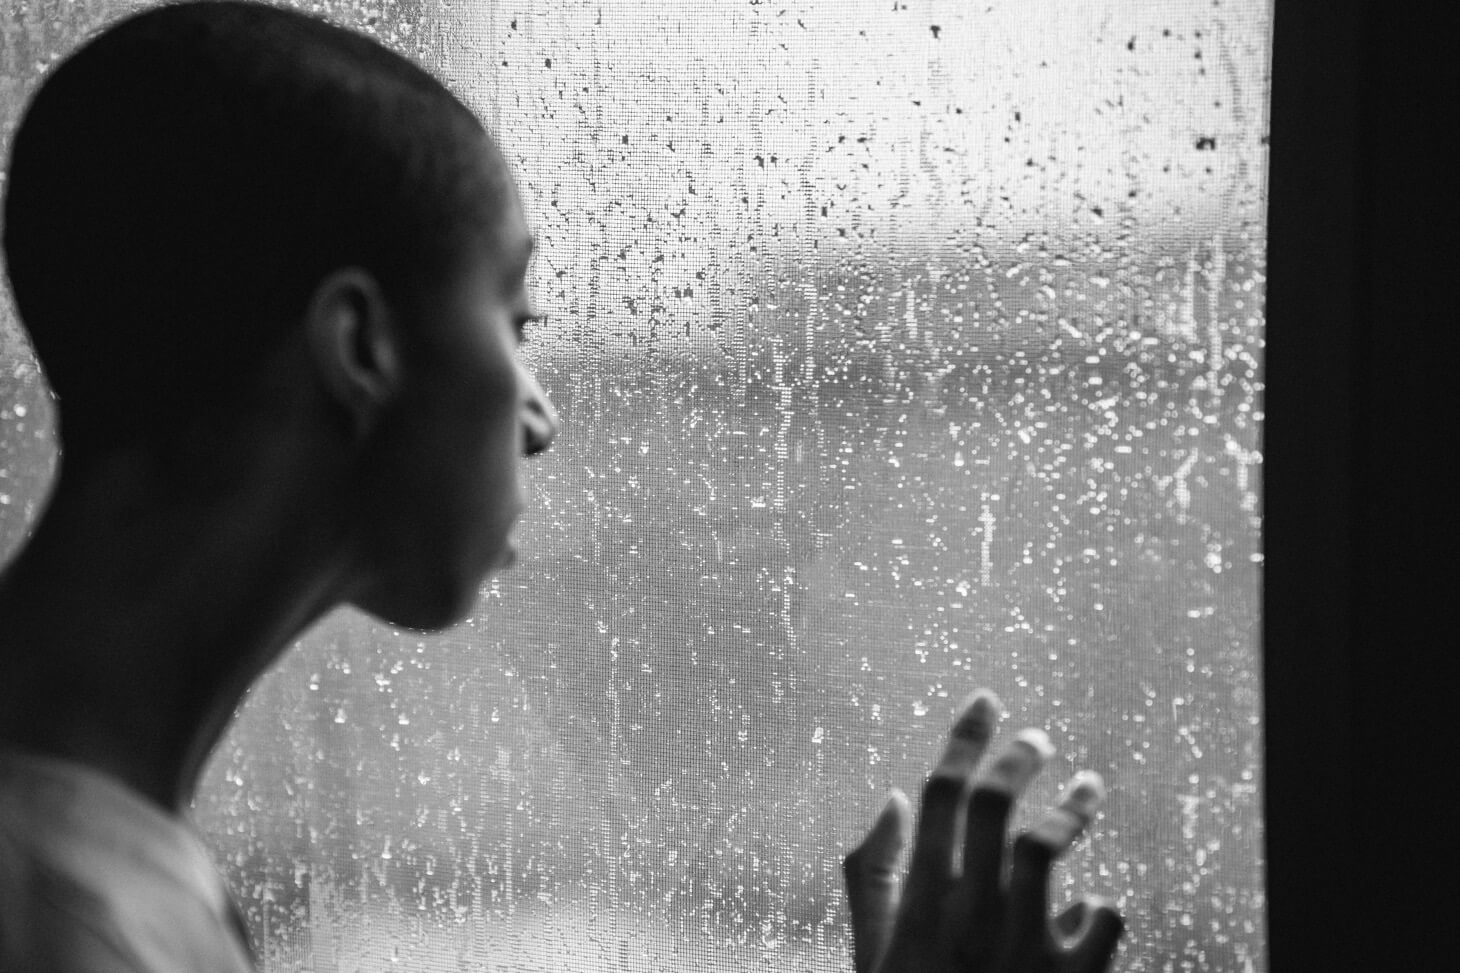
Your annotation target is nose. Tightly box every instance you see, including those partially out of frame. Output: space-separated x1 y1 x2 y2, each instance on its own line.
518 365 560 456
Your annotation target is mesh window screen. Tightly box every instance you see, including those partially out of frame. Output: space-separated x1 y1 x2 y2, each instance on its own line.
1 1 1268 970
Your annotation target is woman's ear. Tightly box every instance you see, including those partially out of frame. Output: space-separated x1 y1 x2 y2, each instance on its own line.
304 268 402 439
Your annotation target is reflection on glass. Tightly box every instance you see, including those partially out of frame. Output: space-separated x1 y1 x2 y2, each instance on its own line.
1 1 1268 970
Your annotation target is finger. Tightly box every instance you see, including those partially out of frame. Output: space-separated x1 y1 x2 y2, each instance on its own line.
906 692 1005 895
931 689 1003 784
963 726 1053 886
1062 897 1124 973
970 727 1055 796
843 790 911 973
952 728 1050 960
960 786 1013 914
1055 900 1088 938
895 694 1005 946
1006 772 1105 960
1027 771 1104 850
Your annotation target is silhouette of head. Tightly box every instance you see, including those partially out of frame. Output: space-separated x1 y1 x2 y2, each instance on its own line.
3 1 557 627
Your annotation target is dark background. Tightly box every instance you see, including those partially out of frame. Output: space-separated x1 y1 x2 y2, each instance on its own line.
1263 2 1453 971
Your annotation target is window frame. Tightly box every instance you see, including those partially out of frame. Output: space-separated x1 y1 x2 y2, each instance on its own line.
1263 2 1448 969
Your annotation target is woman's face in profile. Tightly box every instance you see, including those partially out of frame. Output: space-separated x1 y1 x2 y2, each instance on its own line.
353 198 554 630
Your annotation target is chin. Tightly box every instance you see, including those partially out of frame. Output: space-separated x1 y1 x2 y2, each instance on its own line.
355 574 485 633
354 532 516 632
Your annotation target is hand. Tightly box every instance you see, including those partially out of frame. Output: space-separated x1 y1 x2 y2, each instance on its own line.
842 690 1123 973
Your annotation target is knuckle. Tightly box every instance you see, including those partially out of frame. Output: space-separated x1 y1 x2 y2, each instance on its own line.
1028 806 1085 848
1012 828 1056 864
921 772 965 806
969 784 1014 815
1098 906 1126 937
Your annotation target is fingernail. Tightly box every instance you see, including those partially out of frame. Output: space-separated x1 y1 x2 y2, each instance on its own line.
974 729 1053 795
1062 771 1106 818
1013 727 1056 761
875 788 907 820
950 692 1001 743
877 789 911 842
957 688 1004 718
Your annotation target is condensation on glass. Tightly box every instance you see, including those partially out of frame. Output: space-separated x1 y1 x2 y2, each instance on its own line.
1 1 1268 970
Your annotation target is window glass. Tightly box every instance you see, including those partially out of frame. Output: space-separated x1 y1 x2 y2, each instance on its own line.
1 1 1268 970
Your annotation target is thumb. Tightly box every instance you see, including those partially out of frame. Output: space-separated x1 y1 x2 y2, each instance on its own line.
843 789 911 973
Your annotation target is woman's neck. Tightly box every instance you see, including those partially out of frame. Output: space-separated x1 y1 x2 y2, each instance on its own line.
0 452 356 813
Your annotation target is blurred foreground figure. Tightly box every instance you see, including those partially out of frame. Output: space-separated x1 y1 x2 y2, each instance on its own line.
0 3 1119 971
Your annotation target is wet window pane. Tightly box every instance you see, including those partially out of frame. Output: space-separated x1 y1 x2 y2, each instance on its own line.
2 1 1268 971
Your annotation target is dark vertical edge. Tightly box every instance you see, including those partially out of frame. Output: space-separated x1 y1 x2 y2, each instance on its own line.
1263 1 1359 970
1265 2 1454 970
1349 2 1453 969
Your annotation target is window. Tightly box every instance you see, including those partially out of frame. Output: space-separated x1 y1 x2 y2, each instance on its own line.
0 1 1269 970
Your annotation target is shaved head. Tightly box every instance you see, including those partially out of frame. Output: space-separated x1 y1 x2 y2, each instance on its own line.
3 0 512 450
